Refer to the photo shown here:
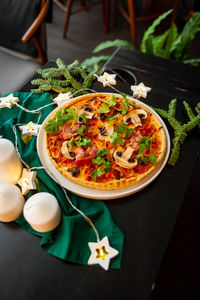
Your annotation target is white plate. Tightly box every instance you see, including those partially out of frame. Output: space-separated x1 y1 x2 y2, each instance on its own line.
37 93 170 200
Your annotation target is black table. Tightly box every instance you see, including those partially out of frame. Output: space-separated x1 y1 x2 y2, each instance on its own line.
0 48 200 300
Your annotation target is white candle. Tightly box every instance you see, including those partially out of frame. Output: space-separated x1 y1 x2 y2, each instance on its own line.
0 184 25 222
0 139 22 184
23 192 62 233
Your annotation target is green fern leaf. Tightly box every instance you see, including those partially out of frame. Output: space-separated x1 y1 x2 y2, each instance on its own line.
140 9 173 53
93 39 134 53
80 55 110 70
164 23 178 58
170 12 200 61
152 29 170 56
183 58 200 66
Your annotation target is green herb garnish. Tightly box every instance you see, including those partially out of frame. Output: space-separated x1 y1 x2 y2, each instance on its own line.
98 103 110 113
107 94 117 106
75 136 92 147
115 123 135 138
68 137 75 149
137 135 157 165
107 113 119 121
79 113 88 124
45 107 74 134
91 149 112 180
44 119 58 134
138 137 151 153
92 156 106 165
91 168 104 181
66 107 78 121
120 102 127 115
149 152 157 165
121 93 131 107
104 161 112 173
110 132 124 146
76 125 88 135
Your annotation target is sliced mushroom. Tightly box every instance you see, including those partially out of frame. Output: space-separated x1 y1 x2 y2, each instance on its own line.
123 109 147 127
98 123 114 141
78 105 94 123
113 147 138 169
61 141 75 159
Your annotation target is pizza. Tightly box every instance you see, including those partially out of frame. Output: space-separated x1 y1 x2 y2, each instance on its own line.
44 93 166 190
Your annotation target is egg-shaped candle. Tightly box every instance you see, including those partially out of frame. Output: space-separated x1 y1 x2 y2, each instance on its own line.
0 184 25 222
0 139 22 184
23 192 62 233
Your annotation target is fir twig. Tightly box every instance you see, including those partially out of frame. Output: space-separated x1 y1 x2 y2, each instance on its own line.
152 99 200 166
31 58 99 95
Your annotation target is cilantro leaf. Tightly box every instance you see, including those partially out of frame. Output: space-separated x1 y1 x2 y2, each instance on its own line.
92 149 110 165
115 124 127 134
44 119 58 134
75 136 92 147
66 107 78 121
115 124 135 138
68 137 75 149
125 127 135 138
138 137 151 154
120 102 127 115
137 154 148 164
96 149 109 158
45 106 78 135
108 94 117 106
121 93 131 107
76 125 88 135
98 103 110 113
92 157 106 165
149 153 157 165
110 132 124 146
107 113 119 121
104 161 112 173
91 168 104 181
79 113 88 124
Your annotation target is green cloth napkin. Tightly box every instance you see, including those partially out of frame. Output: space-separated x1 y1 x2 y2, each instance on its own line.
0 92 124 269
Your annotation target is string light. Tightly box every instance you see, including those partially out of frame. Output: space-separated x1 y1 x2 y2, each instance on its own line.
88 236 119 271
53 92 73 106
131 82 151 99
0 94 19 108
96 72 117 87
19 122 41 136
18 168 37 195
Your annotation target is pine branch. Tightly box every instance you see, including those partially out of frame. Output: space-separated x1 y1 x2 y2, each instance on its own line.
152 99 200 166
31 78 70 87
56 58 67 69
83 64 99 89
31 58 98 95
183 101 195 120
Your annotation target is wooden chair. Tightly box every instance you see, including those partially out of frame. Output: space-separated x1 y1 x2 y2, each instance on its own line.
53 0 109 38
112 0 179 48
22 0 49 65
0 0 49 96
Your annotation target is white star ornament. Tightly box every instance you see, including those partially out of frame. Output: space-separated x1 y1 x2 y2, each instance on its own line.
131 82 151 99
18 168 37 195
53 92 73 106
88 236 119 271
97 72 117 87
19 122 41 136
0 93 19 108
